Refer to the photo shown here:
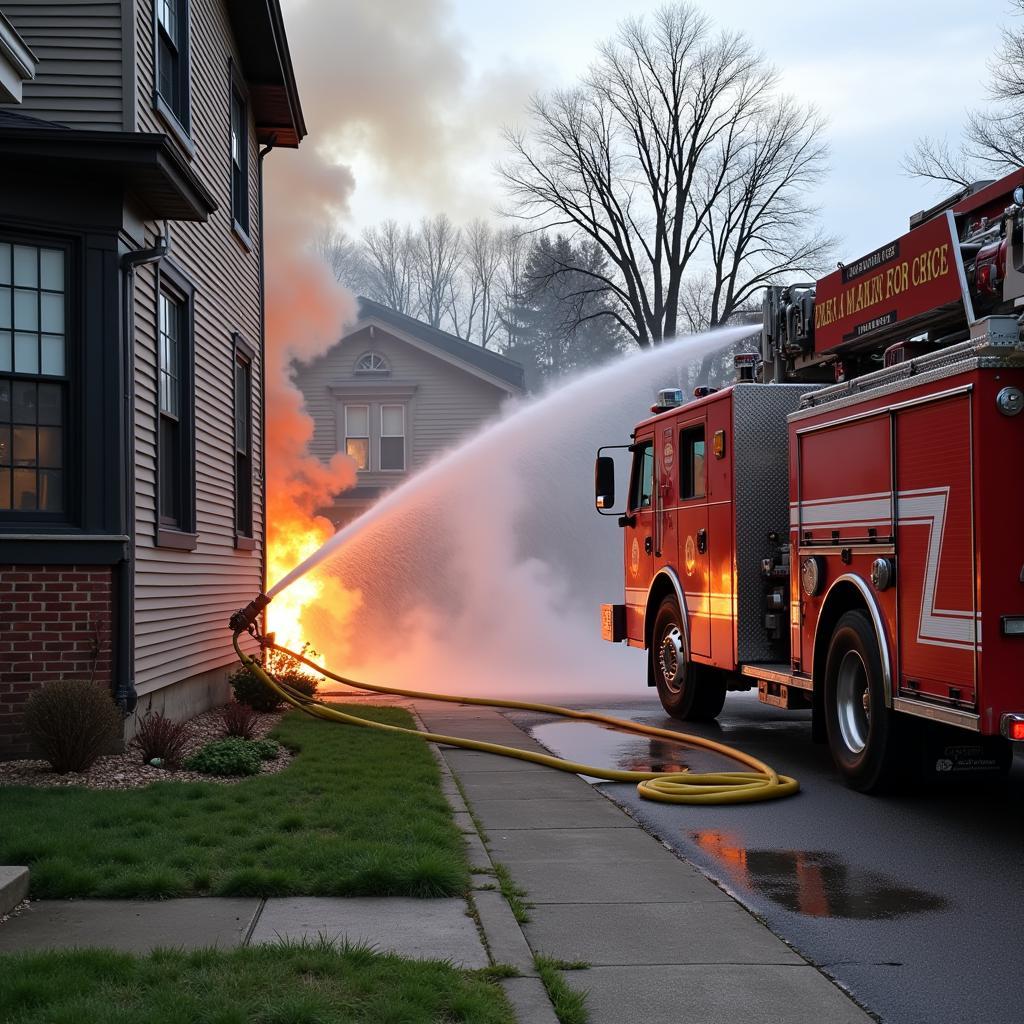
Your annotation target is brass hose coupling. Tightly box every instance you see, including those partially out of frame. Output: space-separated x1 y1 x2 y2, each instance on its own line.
229 593 270 634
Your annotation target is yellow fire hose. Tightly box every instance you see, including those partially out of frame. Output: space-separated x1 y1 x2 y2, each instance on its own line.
230 616 798 805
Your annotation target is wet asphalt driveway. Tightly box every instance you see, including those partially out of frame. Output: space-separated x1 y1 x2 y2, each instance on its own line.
506 691 1024 1024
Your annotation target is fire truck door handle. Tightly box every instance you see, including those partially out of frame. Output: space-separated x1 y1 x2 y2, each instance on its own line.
644 536 653 554
696 528 707 554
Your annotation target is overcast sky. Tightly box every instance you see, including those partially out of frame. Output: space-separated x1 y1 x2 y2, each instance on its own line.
288 0 1006 264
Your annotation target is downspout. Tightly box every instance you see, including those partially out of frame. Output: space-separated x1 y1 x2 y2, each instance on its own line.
115 230 169 714
257 137 276 629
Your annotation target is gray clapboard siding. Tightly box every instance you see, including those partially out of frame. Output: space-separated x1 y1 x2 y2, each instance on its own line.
293 325 513 498
131 0 265 696
0 1 123 128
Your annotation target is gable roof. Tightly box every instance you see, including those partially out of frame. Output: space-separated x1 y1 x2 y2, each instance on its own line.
354 297 525 393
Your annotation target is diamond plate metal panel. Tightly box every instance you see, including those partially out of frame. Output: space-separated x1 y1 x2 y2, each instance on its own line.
732 384 809 663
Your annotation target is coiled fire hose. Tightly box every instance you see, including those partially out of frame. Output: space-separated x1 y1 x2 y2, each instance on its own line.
229 597 798 805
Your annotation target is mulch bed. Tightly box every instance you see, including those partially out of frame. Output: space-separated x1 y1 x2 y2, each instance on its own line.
0 706 291 791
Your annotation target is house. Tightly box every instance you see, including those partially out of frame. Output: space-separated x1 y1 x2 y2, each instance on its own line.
0 1 305 757
294 298 525 527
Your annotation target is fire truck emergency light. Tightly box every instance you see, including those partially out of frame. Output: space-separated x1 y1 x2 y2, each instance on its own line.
1000 714 1024 742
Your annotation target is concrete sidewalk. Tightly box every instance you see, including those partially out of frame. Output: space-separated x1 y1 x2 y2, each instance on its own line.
415 700 874 1024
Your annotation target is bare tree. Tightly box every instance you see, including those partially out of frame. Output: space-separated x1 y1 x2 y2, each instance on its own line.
500 2 830 346
413 213 463 329
462 220 504 348
314 226 371 292
496 228 531 350
906 1 1024 187
362 220 418 314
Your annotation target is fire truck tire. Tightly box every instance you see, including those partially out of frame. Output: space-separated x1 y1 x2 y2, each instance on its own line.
652 595 727 721
824 608 901 793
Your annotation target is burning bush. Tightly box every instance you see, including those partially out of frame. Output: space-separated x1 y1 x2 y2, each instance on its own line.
23 680 122 773
229 650 321 713
132 710 190 769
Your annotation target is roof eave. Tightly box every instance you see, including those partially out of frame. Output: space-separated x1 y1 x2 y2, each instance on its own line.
0 128 218 221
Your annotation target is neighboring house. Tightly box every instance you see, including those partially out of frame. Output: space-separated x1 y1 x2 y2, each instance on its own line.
294 298 525 527
0 1 305 757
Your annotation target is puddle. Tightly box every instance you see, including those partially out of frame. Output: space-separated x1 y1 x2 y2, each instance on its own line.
529 719 733 778
691 830 947 920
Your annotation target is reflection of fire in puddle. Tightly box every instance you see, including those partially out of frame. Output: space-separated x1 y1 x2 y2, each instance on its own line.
529 720 702 778
691 830 947 920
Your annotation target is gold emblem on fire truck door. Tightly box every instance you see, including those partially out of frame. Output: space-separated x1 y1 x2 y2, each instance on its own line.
685 535 696 575
630 537 640 577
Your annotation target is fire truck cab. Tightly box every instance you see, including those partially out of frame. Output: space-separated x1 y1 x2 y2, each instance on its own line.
597 169 1024 792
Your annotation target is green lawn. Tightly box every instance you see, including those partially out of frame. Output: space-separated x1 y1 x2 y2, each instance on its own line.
0 942 515 1024
0 709 468 899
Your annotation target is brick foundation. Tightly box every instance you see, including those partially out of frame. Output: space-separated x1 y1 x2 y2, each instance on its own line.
0 565 115 759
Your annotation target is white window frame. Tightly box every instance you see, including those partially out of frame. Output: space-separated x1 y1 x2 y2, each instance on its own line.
379 403 406 472
344 403 370 471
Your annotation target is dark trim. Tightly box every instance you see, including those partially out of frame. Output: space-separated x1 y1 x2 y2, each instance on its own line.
231 219 254 254
0 128 216 221
152 0 191 138
155 526 197 551
154 258 197 540
232 332 254 544
228 59 251 237
153 93 195 160
0 538 127 564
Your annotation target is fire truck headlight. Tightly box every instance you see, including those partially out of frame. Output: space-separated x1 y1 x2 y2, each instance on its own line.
800 556 824 597
996 386 1023 416
870 557 895 592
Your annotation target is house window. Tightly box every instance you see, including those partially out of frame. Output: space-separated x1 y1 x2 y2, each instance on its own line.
680 425 705 500
354 352 389 374
230 85 249 234
157 283 194 538
380 404 405 471
344 404 369 470
234 346 252 540
0 242 67 516
155 0 189 131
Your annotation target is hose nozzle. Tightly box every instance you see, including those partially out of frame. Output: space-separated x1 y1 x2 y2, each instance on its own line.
229 593 270 634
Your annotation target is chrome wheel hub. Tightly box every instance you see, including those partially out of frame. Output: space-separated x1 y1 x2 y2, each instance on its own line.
836 650 870 755
659 626 685 693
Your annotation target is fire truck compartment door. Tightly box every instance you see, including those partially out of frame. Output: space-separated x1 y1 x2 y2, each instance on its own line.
676 417 712 659
624 435 656 644
895 391 977 705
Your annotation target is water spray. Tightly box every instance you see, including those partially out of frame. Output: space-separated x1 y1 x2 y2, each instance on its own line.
227 595 799 806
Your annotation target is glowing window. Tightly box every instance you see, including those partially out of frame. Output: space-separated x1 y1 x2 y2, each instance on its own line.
345 404 369 470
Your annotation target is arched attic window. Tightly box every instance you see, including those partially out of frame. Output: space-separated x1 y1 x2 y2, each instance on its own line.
354 351 389 375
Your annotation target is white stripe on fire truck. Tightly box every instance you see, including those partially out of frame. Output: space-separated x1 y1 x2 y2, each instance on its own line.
787 487 980 650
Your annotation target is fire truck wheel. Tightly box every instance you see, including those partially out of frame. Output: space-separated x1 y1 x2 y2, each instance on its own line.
824 608 900 792
651 595 726 721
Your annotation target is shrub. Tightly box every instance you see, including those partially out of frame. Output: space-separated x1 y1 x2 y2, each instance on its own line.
219 701 260 740
23 679 122 773
132 711 189 769
229 648 321 712
252 739 280 761
184 738 263 776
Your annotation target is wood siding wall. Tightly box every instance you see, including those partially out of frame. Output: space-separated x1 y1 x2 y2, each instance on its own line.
0 0 124 129
293 326 511 494
131 0 263 696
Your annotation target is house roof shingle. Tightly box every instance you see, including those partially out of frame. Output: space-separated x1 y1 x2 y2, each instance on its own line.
356 297 525 392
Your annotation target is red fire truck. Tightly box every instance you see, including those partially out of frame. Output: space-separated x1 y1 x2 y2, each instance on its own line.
596 169 1024 791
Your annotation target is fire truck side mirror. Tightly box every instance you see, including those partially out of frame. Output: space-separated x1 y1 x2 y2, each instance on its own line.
595 455 616 513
